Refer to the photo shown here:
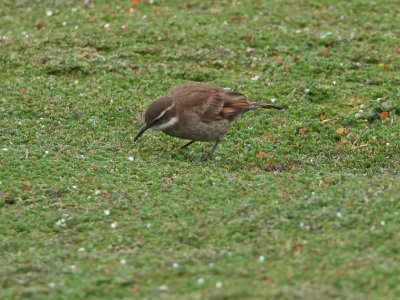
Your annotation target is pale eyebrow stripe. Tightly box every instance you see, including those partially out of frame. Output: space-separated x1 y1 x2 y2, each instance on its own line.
154 103 174 121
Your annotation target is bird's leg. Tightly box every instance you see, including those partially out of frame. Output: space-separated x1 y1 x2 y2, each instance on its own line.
201 140 221 161
181 140 196 149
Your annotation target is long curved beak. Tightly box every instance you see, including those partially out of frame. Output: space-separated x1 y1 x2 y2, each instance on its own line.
134 122 151 142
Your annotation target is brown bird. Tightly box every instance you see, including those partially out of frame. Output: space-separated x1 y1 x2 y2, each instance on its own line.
134 82 283 161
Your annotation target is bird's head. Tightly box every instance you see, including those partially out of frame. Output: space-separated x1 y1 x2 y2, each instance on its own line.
134 96 177 142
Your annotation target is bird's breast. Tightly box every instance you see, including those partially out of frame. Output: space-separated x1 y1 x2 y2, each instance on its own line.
162 116 230 142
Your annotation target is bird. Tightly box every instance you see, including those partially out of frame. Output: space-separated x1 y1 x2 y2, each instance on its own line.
134 82 283 161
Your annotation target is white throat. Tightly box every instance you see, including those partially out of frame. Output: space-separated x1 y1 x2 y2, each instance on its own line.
153 117 179 131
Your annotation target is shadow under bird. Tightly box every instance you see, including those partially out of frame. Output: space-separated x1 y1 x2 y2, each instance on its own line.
134 82 283 161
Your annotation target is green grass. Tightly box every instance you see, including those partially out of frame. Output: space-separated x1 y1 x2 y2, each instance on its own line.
1 0 399 299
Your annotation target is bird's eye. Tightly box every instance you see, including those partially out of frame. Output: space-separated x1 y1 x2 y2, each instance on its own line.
151 118 162 125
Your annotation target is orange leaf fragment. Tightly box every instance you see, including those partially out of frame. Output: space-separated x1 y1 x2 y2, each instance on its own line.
380 111 389 119
320 48 330 55
132 0 140 4
336 127 345 135
244 34 252 42
225 163 234 170
268 157 274 164
275 55 283 64
392 46 400 54
21 184 33 191
19 87 26 94
256 152 267 157
294 244 304 252
322 177 331 182
296 126 306 135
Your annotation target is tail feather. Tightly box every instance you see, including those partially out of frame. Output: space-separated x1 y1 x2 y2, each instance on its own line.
251 102 284 110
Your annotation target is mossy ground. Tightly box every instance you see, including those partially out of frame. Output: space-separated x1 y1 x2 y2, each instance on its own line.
1 0 399 299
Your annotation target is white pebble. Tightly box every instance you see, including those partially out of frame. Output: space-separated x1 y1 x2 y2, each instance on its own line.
216 281 222 289
111 221 118 229
120 259 127 265
46 10 53 17
69 265 76 270
48 282 55 288
78 247 85 252
44 150 49 155
251 74 260 81
386 143 389 146
380 221 385 226
104 23 110 29
104 209 111 216
2 148 8 151
158 285 168 292
258 255 265 262
127 156 134 161
246 47 255 53
197 278 205 285
270 98 277 103
172 262 179 268
336 212 342 218
72 185 77 189
62 21 67 26
146 223 152 228
94 190 101 195
55 218 66 227
305 88 310 93
332 81 337 85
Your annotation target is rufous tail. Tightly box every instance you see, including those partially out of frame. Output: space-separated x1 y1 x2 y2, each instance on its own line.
251 102 284 110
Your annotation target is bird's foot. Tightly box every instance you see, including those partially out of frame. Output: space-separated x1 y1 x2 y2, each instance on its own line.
200 153 213 162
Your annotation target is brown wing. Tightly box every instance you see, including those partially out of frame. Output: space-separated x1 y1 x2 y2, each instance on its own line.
168 82 252 122
170 82 226 122
203 89 253 121
202 94 225 120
